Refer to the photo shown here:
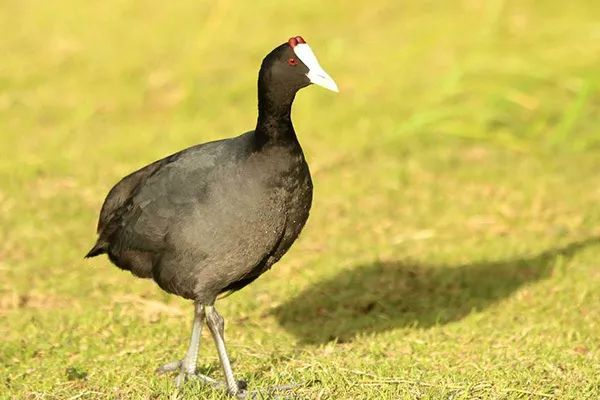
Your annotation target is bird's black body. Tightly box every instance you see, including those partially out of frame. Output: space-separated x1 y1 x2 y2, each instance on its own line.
87 42 314 304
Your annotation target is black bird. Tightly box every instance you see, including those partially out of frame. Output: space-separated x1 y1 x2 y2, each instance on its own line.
86 36 338 396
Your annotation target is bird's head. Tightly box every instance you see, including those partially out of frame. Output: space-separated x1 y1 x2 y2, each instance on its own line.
259 36 339 94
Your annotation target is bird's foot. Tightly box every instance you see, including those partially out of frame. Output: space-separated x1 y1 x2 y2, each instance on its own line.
157 360 248 397
155 359 208 387
189 374 249 399
156 359 183 375
231 382 297 400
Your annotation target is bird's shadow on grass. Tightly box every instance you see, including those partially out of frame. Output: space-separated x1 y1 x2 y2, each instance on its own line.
273 237 600 344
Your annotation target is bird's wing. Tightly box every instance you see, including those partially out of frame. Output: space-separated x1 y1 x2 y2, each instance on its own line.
95 134 235 237
97 137 240 249
96 158 165 235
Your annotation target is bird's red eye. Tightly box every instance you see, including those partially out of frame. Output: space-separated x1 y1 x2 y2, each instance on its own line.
288 58 298 66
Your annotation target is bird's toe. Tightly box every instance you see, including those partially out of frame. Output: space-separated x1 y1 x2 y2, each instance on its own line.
155 360 182 374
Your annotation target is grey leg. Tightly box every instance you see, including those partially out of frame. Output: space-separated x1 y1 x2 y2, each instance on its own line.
181 303 205 375
205 305 242 397
157 303 205 387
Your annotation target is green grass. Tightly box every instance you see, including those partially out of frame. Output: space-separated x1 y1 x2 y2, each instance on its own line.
1 1 600 399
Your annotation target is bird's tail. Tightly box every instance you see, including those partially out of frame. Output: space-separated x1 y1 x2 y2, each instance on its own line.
85 241 106 258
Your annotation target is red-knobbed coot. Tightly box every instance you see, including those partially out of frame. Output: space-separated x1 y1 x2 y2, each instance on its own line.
86 36 338 397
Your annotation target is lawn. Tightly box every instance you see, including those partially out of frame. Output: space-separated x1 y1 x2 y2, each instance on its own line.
1 1 600 399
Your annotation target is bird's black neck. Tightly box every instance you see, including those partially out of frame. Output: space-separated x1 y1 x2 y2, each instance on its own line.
254 78 298 147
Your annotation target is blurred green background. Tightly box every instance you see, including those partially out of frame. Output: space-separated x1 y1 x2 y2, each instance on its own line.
1 1 600 399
